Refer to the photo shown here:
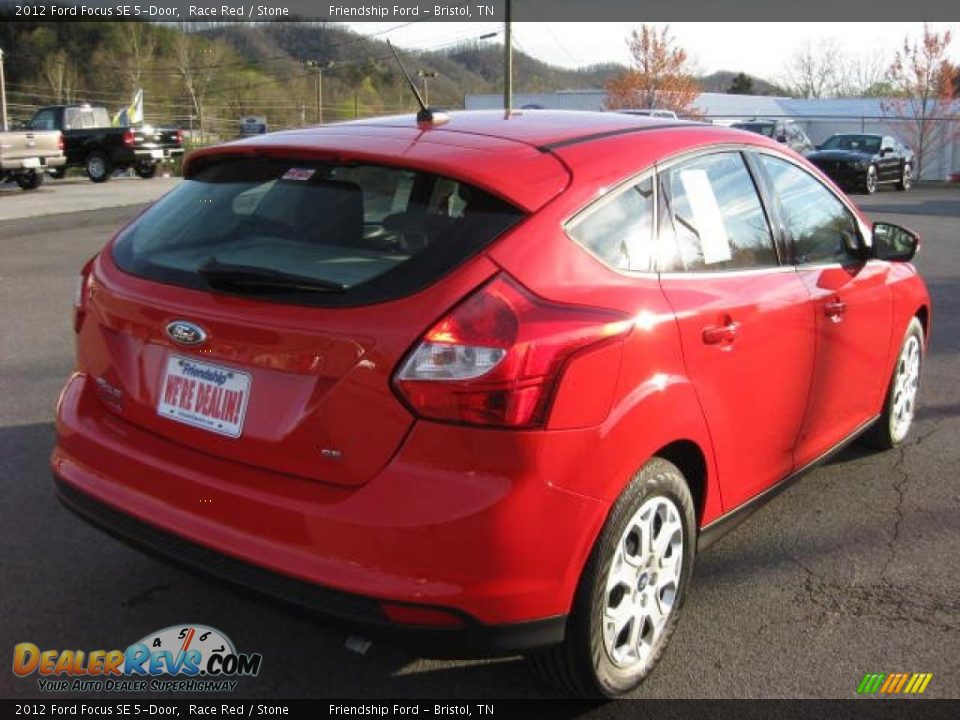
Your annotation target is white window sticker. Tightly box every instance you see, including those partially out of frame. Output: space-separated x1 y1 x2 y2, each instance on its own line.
282 168 315 182
678 169 732 265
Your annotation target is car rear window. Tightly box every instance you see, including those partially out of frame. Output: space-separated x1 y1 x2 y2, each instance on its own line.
112 159 524 307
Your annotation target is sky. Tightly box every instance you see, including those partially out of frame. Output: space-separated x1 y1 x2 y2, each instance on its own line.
342 22 956 82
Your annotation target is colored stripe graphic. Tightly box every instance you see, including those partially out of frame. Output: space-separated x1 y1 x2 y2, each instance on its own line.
858 672 932 695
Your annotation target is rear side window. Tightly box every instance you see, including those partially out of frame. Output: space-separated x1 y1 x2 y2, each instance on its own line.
30 109 56 130
758 155 860 265
112 159 523 307
567 176 655 272
658 152 778 272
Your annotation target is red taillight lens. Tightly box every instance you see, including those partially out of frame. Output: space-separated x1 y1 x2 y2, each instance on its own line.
175 129 184 145
394 274 631 428
74 257 96 333
123 130 135 147
57 133 64 152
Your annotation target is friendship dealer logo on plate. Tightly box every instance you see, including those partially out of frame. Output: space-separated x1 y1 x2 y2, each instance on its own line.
12 624 262 693
158 356 252 438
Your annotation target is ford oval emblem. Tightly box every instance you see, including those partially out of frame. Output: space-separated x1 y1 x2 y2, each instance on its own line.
165 320 207 346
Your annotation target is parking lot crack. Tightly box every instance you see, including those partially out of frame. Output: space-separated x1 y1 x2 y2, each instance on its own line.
880 446 910 587
121 582 171 610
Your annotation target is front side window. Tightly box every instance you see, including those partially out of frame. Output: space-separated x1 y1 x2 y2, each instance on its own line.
658 152 777 272
112 159 523 307
567 176 655 272
758 154 860 265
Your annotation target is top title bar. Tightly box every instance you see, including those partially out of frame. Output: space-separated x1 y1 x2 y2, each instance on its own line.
0 0 957 21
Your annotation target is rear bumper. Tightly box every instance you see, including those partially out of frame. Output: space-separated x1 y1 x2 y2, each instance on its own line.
52 372 606 652
54 475 565 658
0 155 65 171
133 147 184 162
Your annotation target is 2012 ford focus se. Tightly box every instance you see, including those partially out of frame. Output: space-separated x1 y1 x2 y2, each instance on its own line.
52 111 930 697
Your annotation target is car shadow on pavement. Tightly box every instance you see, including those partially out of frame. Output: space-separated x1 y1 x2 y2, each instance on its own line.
858 194 960 219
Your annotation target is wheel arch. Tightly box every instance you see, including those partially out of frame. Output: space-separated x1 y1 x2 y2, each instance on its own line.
915 304 930 344
653 439 709 528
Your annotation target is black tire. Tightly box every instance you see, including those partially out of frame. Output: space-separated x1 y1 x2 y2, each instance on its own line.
15 170 44 190
896 164 912 191
526 458 696 698
48 167 66 180
861 317 924 450
861 165 878 194
135 162 158 180
85 152 112 183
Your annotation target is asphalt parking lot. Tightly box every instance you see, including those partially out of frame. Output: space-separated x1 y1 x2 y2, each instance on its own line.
1 185 958 701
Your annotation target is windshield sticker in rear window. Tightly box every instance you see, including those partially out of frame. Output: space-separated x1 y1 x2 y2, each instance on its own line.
678 168 733 265
281 168 316 182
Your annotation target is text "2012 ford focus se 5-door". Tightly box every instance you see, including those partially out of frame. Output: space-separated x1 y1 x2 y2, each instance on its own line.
52 111 930 697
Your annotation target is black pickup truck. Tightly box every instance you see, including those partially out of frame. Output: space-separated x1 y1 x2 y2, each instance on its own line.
26 104 184 183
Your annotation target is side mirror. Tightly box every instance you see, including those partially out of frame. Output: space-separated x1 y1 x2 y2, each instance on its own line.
873 222 920 262
776 133 787 143
881 146 894 155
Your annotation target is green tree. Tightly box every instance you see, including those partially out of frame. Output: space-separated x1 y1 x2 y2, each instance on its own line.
727 72 754 95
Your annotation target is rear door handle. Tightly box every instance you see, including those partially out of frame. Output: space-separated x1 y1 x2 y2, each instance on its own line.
824 299 847 321
702 319 739 345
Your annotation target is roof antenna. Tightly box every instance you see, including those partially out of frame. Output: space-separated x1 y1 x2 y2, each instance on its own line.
387 40 448 126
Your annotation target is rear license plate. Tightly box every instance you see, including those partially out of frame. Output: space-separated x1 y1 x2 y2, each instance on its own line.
21 158 40 168
157 355 251 438
150 150 165 160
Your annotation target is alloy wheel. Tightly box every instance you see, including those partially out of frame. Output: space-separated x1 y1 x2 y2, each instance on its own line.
601 496 684 669
866 166 878 193
891 334 921 442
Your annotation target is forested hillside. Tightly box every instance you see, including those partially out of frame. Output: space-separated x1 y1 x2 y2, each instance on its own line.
0 20 775 137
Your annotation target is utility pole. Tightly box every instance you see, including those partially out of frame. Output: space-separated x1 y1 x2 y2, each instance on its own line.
417 70 438 106
305 60 333 125
0 48 8 132
503 0 512 112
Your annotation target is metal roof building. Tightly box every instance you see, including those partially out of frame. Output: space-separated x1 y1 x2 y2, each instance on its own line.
464 91 960 180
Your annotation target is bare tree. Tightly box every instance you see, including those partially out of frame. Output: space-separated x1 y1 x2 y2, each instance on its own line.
120 22 156 93
174 26 225 144
781 39 841 98
41 50 78 103
882 24 957 178
836 52 891 97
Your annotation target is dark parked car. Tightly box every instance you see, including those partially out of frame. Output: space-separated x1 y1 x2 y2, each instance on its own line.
806 133 913 194
27 104 184 183
731 118 813 154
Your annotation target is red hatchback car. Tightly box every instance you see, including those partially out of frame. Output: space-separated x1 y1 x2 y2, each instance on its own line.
53 111 930 697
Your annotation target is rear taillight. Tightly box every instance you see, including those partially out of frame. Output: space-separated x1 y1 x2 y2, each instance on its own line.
174 129 184 145
393 274 631 428
74 257 96 333
123 130 135 147
57 133 64 152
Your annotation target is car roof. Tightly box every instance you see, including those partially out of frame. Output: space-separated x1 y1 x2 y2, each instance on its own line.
339 110 690 148
185 110 780 213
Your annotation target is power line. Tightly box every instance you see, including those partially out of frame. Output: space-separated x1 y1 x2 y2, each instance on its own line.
519 0 582 68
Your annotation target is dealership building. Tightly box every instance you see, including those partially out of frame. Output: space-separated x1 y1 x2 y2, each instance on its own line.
464 91 960 181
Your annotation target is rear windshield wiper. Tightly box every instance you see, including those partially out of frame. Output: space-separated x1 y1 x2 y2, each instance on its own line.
197 258 347 293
